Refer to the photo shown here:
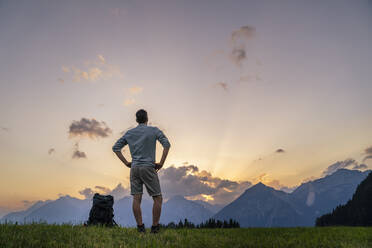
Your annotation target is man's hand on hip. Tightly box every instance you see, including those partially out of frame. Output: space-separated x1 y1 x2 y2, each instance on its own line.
124 161 132 168
113 151 131 169
155 162 163 172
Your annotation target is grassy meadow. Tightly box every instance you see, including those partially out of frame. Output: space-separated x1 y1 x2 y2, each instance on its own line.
0 224 371 248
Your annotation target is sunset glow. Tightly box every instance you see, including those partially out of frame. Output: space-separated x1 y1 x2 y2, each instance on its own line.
0 0 371 216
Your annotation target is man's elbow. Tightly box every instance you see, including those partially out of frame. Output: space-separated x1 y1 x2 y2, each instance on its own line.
112 146 121 153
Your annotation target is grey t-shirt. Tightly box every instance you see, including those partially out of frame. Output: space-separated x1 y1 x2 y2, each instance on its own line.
112 124 171 167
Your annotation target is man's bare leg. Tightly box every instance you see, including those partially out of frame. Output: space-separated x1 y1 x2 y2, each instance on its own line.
152 195 162 226
132 194 143 226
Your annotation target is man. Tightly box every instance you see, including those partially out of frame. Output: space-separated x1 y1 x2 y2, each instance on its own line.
112 109 171 234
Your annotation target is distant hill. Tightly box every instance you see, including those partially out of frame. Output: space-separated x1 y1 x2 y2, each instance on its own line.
316 171 372 226
214 183 304 227
290 168 371 225
0 206 13 219
1 197 90 224
26 196 90 224
113 196 153 227
162 196 213 225
1 200 52 223
114 195 215 226
214 169 370 227
1 195 213 226
192 200 225 214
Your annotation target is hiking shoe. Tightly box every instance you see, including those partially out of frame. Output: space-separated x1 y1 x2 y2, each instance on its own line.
137 224 146 233
150 225 160 234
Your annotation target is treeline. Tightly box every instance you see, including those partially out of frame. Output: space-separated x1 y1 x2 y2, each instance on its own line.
316 171 372 226
160 218 240 229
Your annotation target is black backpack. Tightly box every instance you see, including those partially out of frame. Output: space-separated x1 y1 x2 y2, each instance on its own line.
87 193 117 226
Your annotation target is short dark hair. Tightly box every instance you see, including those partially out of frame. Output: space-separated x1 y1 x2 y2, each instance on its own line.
136 109 148 124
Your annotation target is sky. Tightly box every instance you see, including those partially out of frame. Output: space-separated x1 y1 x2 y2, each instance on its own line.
0 0 371 214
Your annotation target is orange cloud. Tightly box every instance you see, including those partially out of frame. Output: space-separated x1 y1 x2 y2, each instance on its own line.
61 55 123 83
129 86 143 95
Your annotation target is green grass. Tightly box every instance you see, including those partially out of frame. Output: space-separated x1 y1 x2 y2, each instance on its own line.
1 224 372 248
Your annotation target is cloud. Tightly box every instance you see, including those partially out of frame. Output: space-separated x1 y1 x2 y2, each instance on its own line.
322 158 367 176
58 193 71 198
254 173 267 182
72 142 86 159
87 67 103 81
68 118 112 139
363 146 372 162
252 157 263 163
98 55 105 64
129 86 143 95
275 148 285 153
61 55 123 83
78 188 94 199
48 148 55 155
22 200 37 208
124 98 135 106
230 47 246 66
207 25 261 89
353 163 368 170
302 176 317 183
72 149 86 159
363 156 372 162
264 179 297 193
252 173 296 193
1 127 10 132
365 146 372 154
109 183 129 199
71 67 103 82
123 86 144 106
239 74 261 83
68 118 111 159
230 26 256 66
158 165 251 204
231 26 256 42
94 186 111 194
320 146 372 176
79 183 129 200
239 75 251 82
215 82 228 91
250 149 285 166
61 66 70 73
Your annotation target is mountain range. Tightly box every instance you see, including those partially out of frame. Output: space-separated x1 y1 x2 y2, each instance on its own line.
214 169 370 227
1 169 370 227
1 195 213 227
316 170 372 226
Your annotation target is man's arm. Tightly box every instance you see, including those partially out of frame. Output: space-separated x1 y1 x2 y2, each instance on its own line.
112 134 131 168
155 128 171 171
155 147 170 171
114 151 131 168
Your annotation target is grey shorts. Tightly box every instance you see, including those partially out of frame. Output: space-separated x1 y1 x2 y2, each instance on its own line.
130 166 162 197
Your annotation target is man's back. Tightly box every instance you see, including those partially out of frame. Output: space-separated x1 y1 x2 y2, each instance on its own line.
112 124 170 167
